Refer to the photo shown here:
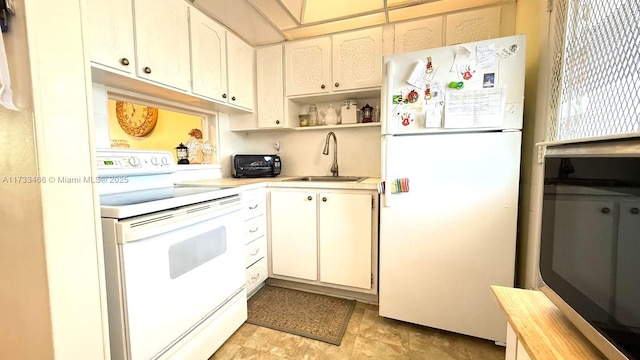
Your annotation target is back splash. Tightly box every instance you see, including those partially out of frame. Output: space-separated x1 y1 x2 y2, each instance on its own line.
232 126 381 178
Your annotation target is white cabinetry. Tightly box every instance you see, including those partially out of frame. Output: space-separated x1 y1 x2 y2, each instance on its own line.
189 7 227 103
133 0 190 91
506 323 532 360
331 28 383 92
393 17 444 53
242 188 268 296
444 6 502 45
284 28 382 97
86 0 135 74
318 192 372 289
269 188 377 292
226 33 255 111
269 190 318 280
256 45 284 128
284 37 331 96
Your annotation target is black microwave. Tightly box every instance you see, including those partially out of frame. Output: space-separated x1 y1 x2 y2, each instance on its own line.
232 154 281 178
539 138 640 360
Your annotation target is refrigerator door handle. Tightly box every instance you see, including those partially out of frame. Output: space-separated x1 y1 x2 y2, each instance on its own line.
381 135 394 208
381 60 395 135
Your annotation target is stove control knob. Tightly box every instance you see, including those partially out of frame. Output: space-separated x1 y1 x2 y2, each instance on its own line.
161 157 169 166
150 157 159 166
128 157 140 167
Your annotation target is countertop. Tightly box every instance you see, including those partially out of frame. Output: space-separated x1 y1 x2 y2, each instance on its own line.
491 286 605 360
177 176 381 191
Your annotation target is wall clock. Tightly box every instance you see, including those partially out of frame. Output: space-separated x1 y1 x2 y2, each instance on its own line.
115 101 158 137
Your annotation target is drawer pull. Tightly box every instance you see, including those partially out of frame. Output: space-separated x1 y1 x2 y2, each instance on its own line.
250 248 260 256
248 203 259 210
250 272 261 281
248 225 259 233
631 207 639 215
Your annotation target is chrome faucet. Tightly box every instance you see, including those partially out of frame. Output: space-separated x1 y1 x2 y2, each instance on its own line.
322 131 339 176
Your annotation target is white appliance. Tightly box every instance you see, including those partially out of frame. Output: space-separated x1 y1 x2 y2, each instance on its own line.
379 34 525 343
97 149 247 360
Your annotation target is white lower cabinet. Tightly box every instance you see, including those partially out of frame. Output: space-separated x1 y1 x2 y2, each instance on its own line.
242 188 268 296
506 323 532 360
269 188 378 292
269 190 318 281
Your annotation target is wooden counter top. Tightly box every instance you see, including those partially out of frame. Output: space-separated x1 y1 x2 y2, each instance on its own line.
491 286 605 360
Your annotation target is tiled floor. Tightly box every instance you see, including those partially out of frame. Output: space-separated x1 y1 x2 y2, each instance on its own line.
209 302 505 359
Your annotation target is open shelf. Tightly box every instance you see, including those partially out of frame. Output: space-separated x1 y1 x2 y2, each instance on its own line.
294 122 380 131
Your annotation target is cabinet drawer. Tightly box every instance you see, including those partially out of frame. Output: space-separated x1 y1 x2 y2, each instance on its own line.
243 193 266 218
245 236 266 268
246 258 268 295
244 215 266 244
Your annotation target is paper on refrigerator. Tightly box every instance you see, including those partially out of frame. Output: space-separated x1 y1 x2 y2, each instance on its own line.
443 88 505 128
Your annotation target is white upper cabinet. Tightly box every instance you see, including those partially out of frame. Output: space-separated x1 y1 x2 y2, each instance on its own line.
133 0 191 91
285 28 383 97
284 37 332 96
394 17 444 54
226 32 255 111
256 45 284 128
86 0 136 74
445 6 501 45
331 27 383 92
189 7 228 103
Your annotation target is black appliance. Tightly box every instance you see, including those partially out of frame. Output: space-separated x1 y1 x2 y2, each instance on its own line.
232 154 281 178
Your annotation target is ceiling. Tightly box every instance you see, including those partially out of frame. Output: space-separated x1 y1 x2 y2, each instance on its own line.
190 0 509 46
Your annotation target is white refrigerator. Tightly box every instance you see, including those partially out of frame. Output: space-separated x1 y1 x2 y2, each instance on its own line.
379 34 525 343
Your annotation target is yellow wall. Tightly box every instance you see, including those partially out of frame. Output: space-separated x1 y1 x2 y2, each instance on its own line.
107 99 204 162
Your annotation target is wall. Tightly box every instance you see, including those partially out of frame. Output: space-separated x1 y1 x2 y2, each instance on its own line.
222 126 381 177
107 99 204 162
515 0 551 289
0 1 108 359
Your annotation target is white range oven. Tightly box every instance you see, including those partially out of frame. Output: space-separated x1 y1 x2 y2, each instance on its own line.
97 149 246 360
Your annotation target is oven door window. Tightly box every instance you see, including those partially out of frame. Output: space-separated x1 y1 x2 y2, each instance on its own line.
119 211 245 360
168 227 227 279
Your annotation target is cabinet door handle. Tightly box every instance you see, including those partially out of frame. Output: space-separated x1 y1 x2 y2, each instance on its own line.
231 96 236 101
143 66 151 74
631 207 639 214
275 120 280 125
334 82 339 88
322 197 327 202
222 93 227 99
120 58 130 66
320 84 326 89
250 272 261 281
601 207 611 214
307 196 313 201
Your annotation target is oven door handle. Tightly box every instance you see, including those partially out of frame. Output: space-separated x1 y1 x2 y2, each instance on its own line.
116 206 241 243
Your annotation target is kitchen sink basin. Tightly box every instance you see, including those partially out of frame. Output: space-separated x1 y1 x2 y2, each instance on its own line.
284 176 366 182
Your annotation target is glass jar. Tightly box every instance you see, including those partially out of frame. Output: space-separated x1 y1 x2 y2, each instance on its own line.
308 104 318 126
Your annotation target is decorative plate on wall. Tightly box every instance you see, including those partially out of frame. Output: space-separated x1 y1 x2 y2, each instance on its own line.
115 101 158 137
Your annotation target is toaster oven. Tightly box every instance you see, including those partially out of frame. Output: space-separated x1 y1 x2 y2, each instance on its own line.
232 154 281 178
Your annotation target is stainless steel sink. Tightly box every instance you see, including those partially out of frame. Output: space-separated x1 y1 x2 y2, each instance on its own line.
284 176 366 182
